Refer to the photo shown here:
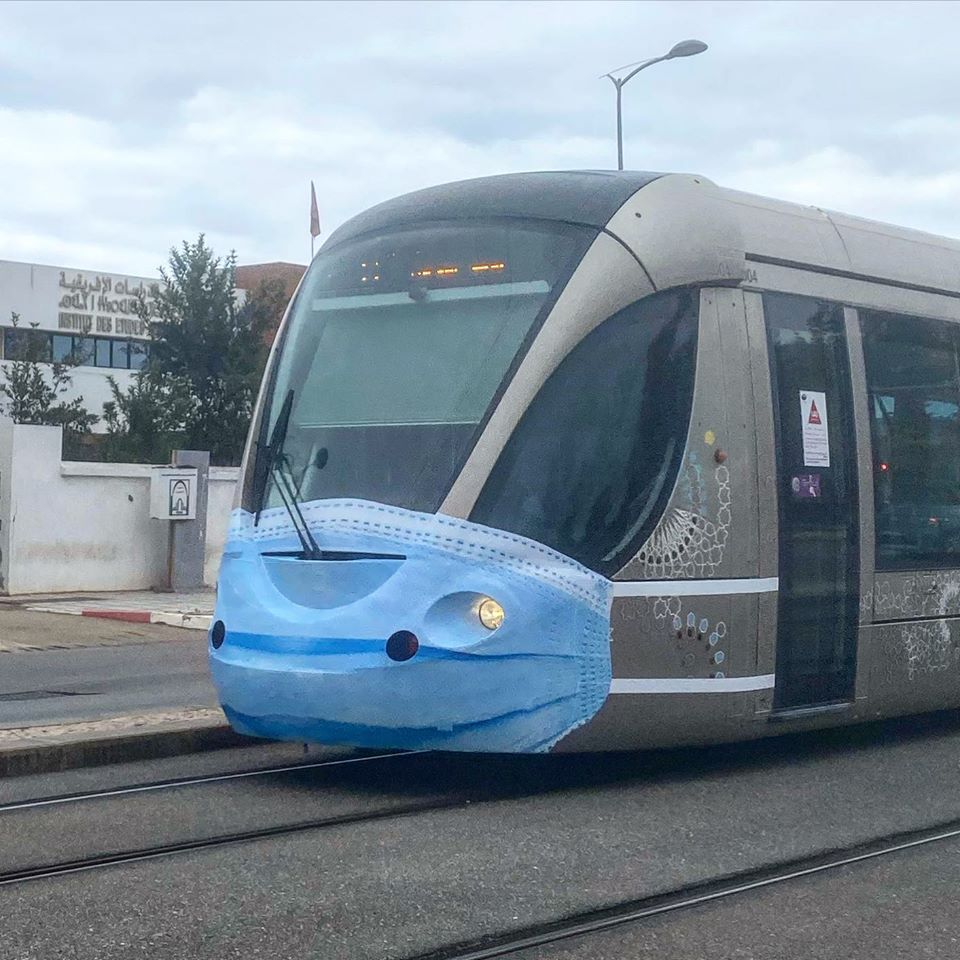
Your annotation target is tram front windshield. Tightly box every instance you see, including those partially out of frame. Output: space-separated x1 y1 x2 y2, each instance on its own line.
253 220 593 514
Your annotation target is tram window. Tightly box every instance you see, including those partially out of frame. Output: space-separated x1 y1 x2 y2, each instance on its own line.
252 219 593 514
861 311 960 570
470 288 699 576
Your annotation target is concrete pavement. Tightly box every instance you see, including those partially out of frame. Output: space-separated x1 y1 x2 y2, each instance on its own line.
0 607 245 776
0 627 216 727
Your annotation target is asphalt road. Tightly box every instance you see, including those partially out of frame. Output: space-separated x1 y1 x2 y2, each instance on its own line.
517 834 960 959
4 712 960 959
0 611 215 727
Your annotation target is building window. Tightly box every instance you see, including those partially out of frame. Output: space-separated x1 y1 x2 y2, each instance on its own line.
0 327 150 370
861 310 960 570
113 340 130 369
3 327 51 362
74 337 95 366
52 335 73 363
129 341 149 370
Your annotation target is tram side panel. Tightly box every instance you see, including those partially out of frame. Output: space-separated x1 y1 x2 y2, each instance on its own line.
744 286 960 726
560 288 769 750
866 573 960 714
857 306 960 716
743 290 780 718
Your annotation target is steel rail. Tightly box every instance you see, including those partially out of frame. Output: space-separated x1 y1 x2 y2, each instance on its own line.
0 749 419 813
0 793 467 888
408 818 960 960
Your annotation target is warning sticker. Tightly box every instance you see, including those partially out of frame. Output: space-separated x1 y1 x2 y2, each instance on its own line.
800 390 830 467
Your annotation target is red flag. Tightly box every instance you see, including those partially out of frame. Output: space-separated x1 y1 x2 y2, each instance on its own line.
309 181 321 238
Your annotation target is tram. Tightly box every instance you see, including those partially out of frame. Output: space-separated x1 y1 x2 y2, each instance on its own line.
209 170 960 752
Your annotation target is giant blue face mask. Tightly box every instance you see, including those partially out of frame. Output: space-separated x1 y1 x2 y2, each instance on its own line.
209 499 613 753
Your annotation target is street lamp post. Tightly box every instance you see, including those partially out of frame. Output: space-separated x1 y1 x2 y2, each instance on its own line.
602 39 708 171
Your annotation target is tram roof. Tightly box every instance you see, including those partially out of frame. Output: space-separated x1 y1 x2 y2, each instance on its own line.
322 170 960 299
636 174 960 299
321 171 665 249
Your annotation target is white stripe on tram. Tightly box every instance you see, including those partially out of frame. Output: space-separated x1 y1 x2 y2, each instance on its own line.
611 577 779 598
609 675 776 694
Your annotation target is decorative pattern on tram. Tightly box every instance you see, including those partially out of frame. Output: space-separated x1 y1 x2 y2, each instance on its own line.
620 451 732 580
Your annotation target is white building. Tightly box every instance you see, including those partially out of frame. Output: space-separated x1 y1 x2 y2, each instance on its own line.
0 259 159 431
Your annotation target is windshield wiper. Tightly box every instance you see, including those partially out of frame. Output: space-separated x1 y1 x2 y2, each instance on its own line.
253 389 322 559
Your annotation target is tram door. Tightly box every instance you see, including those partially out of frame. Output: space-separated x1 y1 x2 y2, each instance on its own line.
764 293 859 710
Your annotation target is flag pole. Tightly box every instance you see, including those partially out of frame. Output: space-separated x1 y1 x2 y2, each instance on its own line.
309 180 321 262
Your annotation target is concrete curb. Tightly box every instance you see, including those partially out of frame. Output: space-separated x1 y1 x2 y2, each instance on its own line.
23 605 213 632
149 611 213 631
0 714 255 779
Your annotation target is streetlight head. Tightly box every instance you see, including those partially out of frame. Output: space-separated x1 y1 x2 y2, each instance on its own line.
667 39 708 59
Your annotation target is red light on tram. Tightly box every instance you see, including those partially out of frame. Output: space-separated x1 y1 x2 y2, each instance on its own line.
878 462 890 472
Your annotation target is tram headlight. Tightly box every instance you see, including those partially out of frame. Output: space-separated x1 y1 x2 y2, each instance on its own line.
477 598 505 631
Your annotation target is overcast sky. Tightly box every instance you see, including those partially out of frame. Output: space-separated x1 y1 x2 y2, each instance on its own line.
1 0 959 276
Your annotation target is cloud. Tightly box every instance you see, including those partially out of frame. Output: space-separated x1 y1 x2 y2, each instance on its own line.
0 88 617 273
0 0 959 275
728 146 960 238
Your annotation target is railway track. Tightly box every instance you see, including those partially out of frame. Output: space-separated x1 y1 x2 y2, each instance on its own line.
4 722 960 958
0 748 414 813
0 748 633 887
7 750 960 958
4 742 735 888
408 818 960 960
0 748 470 886
0 791 469 887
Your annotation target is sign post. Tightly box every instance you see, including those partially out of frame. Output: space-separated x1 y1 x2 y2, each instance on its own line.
150 450 209 591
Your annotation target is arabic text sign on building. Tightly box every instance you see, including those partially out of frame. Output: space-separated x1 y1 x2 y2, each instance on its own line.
0 260 159 341
57 270 159 338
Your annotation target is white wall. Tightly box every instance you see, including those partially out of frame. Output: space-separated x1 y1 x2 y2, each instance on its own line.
0 423 238 595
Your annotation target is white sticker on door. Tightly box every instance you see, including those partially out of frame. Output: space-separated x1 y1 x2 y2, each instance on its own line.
800 390 830 467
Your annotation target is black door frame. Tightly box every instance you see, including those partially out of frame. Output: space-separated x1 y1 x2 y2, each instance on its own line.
764 293 860 711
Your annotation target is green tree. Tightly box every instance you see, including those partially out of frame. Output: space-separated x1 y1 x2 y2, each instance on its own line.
242 274 289 351
101 372 192 464
0 312 98 436
104 236 281 465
